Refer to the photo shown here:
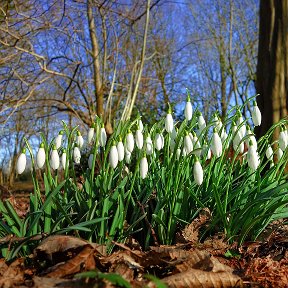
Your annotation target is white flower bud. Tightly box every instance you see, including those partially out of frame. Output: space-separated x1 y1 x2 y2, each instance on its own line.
36 144 45 169
265 144 273 160
198 113 206 134
154 133 164 151
55 131 64 149
277 146 283 161
176 148 181 159
88 125 95 144
165 109 174 133
125 148 132 164
145 136 153 155
61 150 67 169
50 147 60 170
138 119 144 132
99 126 107 147
76 131 84 148
251 101 261 126
211 129 222 158
184 101 193 121
117 141 125 162
247 143 260 171
193 159 203 185
140 156 148 179
125 132 134 153
279 129 288 151
73 146 81 164
184 134 193 154
16 150 26 174
109 145 118 169
135 129 144 149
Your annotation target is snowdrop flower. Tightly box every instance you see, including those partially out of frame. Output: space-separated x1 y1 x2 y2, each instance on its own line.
88 153 94 169
265 144 273 160
211 128 222 158
36 143 46 169
76 131 84 148
109 143 118 169
193 156 203 185
135 129 144 149
87 124 95 144
165 105 174 133
214 114 222 132
184 94 193 121
176 148 181 160
137 118 144 132
125 148 132 164
197 112 206 135
236 111 246 138
184 133 193 154
233 129 244 154
251 101 261 126
73 145 81 164
50 145 60 170
140 155 148 179
117 140 125 162
246 126 257 149
61 149 67 169
99 125 107 147
145 135 154 155
202 142 211 160
247 141 260 171
55 130 64 149
278 126 288 151
277 144 283 161
16 149 26 174
125 130 135 153
154 133 164 151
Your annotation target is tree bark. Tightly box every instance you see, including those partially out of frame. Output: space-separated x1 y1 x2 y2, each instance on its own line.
87 0 104 119
256 0 288 139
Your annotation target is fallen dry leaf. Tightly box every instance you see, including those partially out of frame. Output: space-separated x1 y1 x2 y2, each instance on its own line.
0 258 25 288
33 276 93 288
44 245 96 278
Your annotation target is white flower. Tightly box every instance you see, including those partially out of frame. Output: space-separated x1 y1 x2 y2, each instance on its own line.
145 135 153 155
251 101 261 126
125 148 132 164
140 156 148 179
55 131 64 149
125 131 134 153
277 145 283 161
61 150 67 169
193 158 203 185
184 133 193 154
76 131 84 148
117 141 125 162
16 150 26 174
154 133 164 151
176 148 181 159
135 129 144 149
236 112 246 138
265 144 273 160
50 146 60 170
184 100 193 121
221 129 228 143
109 144 118 169
233 130 244 154
247 143 260 171
211 129 222 158
197 112 206 135
99 126 107 147
88 153 94 169
165 106 174 133
138 118 144 132
36 143 45 169
73 146 81 164
246 126 257 149
279 128 288 151
88 125 95 144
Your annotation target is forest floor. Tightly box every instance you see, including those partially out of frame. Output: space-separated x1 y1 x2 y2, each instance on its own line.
0 182 287 288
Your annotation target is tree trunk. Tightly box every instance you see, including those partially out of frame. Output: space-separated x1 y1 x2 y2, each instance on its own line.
87 0 104 119
256 0 288 139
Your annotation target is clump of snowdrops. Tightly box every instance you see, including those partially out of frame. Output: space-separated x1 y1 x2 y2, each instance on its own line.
1 94 288 259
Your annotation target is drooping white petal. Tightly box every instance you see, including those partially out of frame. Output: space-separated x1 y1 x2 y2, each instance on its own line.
77 134 84 148
125 132 135 153
252 101 262 126
154 133 164 151
193 160 203 185
88 127 95 144
198 113 206 135
55 133 63 150
184 101 193 121
184 134 193 154
265 144 273 160
140 156 148 179
50 149 60 170
277 146 283 161
211 130 222 158
117 141 125 161
61 151 67 169
73 146 81 164
135 129 144 149
36 146 46 169
247 145 260 171
125 148 132 164
165 113 174 133
99 127 107 147
138 119 144 132
16 152 26 174
145 136 154 155
109 145 118 169
279 130 288 151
